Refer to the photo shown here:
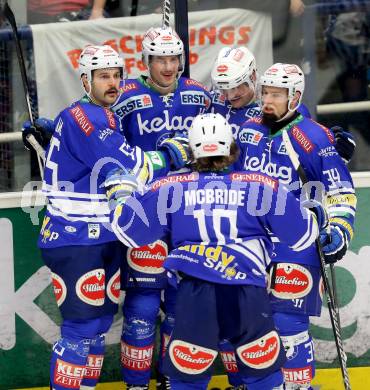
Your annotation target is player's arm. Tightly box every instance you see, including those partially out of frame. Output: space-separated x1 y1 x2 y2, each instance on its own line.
264 182 322 251
105 171 169 247
301 131 356 263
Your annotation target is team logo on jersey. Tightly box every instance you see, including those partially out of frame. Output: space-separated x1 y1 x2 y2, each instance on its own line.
277 142 288 155
220 351 238 373
169 340 217 374
269 263 313 299
160 93 174 107
180 91 209 106
41 220 59 244
51 272 67 306
238 128 263 145
88 223 100 239
53 358 85 388
114 94 153 118
291 126 314 153
283 366 313 385
236 331 280 369
107 269 120 304
84 354 104 380
127 240 168 274
121 342 154 371
76 269 105 306
70 105 94 136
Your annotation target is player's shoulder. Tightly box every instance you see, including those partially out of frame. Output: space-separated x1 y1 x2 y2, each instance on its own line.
179 77 210 93
119 78 143 96
63 100 119 137
297 116 335 147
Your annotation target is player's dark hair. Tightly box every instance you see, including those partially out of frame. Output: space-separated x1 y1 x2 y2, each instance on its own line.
191 141 240 172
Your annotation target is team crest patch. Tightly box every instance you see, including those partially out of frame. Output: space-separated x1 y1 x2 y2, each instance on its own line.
270 263 313 299
107 269 121 304
76 269 105 306
236 330 280 369
51 272 67 306
127 240 168 274
169 340 217 374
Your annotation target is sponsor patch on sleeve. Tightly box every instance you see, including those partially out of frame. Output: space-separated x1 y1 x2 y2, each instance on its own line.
69 105 94 136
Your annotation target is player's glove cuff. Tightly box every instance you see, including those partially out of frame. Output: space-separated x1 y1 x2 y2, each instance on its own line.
104 168 138 208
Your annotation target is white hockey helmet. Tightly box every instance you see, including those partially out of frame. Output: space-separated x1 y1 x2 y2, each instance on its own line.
189 113 233 159
78 45 126 83
142 26 185 75
260 63 305 111
211 46 257 91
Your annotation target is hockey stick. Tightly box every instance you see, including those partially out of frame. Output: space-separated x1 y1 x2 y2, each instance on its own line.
282 130 351 390
1 1 46 177
162 0 171 28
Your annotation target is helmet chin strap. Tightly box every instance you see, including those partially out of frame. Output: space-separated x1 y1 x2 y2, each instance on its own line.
276 100 299 122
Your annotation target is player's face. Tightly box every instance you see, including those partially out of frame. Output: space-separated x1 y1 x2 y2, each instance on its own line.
223 83 255 109
261 86 289 119
90 68 121 107
149 55 180 87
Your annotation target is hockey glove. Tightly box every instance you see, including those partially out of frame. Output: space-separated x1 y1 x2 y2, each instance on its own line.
319 225 348 264
331 126 356 164
104 168 138 208
302 199 328 231
158 131 190 170
22 118 54 150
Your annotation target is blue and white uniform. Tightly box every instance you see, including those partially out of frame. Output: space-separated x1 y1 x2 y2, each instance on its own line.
235 113 356 388
111 75 212 386
109 170 319 390
39 98 169 390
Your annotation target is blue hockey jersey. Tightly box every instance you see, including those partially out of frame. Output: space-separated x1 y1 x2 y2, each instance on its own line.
234 114 356 265
109 171 319 286
112 76 212 150
39 99 169 249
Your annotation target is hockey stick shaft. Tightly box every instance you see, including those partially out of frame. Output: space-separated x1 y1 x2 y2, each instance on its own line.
282 130 351 390
3 2 46 169
162 0 171 28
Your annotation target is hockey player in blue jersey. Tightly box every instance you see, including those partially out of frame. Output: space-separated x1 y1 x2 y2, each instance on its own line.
104 112 328 390
234 63 356 390
109 26 212 390
38 44 189 390
210 46 356 165
210 47 356 389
